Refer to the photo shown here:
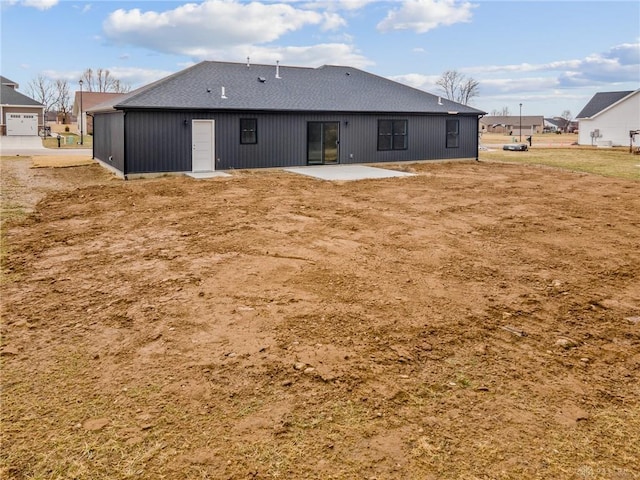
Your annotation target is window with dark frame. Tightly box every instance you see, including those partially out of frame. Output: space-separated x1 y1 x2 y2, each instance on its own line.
446 119 459 148
378 119 408 151
240 118 257 144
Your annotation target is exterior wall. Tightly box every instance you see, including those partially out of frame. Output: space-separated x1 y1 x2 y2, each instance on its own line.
578 92 640 146
1 106 44 136
479 116 544 135
120 110 479 174
93 112 125 173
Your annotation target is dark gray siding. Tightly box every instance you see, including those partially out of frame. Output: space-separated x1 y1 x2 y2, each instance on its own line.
93 112 125 173
339 114 479 165
125 110 191 173
120 109 479 173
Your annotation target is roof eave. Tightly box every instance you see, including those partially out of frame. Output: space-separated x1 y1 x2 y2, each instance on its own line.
109 104 484 115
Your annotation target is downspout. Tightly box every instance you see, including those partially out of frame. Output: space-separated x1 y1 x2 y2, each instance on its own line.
122 110 128 180
476 114 484 162
87 112 94 159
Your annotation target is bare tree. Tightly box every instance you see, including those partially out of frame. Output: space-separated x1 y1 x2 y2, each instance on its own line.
81 68 130 93
27 75 57 124
436 70 479 105
559 110 572 132
54 79 72 124
490 106 511 117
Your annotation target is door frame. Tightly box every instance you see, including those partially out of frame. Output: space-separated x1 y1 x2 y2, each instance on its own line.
192 119 215 172
307 121 340 165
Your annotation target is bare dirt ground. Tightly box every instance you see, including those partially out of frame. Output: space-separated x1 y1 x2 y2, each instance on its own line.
1 154 639 479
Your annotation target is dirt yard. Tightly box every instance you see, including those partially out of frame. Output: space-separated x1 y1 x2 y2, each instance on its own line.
1 154 639 479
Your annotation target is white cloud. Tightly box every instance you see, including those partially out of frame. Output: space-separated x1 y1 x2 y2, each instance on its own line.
465 42 640 86
103 0 345 55
403 42 640 115
388 72 439 92
377 0 476 33
21 0 58 10
73 3 92 13
320 11 347 30
303 0 376 11
191 43 373 69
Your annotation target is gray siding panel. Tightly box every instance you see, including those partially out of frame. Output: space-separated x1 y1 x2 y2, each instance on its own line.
125 111 191 173
93 112 125 173
118 109 479 173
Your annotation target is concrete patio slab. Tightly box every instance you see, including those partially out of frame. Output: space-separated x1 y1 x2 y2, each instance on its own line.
283 164 415 181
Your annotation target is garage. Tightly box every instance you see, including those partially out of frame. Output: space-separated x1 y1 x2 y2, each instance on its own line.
6 113 38 136
1 75 45 136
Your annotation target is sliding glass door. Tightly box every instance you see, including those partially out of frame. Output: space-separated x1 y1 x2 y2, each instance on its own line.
307 122 339 165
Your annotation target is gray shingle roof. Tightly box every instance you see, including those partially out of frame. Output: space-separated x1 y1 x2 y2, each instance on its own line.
576 90 634 119
0 83 44 107
92 61 484 115
1 76 19 87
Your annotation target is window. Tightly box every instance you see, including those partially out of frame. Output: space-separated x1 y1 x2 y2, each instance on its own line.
378 120 407 151
446 119 459 148
240 118 257 144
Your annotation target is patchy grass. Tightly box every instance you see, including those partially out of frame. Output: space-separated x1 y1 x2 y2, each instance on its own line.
480 147 640 180
43 133 93 149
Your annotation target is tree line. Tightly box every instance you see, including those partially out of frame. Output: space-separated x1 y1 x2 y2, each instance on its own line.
28 68 130 123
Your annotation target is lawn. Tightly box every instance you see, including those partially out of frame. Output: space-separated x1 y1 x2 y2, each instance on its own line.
42 132 93 149
480 146 639 180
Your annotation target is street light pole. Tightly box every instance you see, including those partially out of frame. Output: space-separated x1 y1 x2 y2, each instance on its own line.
79 79 84 145
519 103 522 142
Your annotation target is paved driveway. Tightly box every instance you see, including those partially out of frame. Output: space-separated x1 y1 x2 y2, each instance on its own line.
0 135 92 157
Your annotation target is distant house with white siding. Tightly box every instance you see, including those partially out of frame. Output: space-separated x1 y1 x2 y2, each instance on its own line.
576 89 640 147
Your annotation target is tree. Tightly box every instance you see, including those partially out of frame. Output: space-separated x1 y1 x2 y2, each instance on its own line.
436 70 479 105
490 106 511 116
80 68 130 93
27 75 57 125
559 110 572 132
54 79 72 124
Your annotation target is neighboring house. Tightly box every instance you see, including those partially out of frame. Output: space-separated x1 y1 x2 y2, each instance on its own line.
90 61 485 177
73 91 122 135
543 117 578 133
479 115 545 136
576 89 640 146
544 118 562 132
0 75 45 136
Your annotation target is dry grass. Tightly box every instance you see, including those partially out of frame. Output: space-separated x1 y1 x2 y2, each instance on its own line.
480 145 640 180
31 156 96 168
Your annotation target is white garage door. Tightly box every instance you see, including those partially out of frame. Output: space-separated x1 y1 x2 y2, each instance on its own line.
6 113 38 136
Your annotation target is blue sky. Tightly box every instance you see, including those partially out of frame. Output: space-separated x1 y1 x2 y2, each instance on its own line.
1 0 638 117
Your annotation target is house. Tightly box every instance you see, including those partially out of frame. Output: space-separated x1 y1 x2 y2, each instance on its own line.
544 117 578 133
73 91 122 135
90 61 485 177
0 76 45 136
479 115 545 136
576 89 640 147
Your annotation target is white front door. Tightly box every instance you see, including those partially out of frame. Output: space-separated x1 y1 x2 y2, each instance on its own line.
192 119 215 171
7 113 38 136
